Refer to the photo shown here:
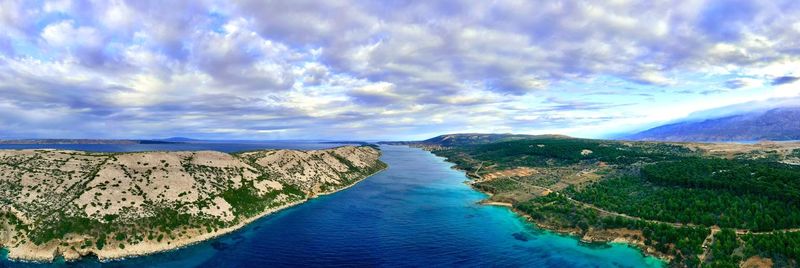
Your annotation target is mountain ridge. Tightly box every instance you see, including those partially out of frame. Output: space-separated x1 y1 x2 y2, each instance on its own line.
380 133 571 147
626 107 800 142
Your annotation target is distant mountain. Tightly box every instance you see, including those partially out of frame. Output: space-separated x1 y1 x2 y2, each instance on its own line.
320 141 371 146
627 107 800 142
380 133 570 147
0 139 179 145
159 137 201 142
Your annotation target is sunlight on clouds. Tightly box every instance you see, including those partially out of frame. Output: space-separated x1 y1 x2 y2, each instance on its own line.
1 1 800 139
41 20 102 48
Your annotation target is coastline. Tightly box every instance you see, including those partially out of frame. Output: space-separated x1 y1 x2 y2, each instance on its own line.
462 172 672 263
424 147 671 264
2 165 388 263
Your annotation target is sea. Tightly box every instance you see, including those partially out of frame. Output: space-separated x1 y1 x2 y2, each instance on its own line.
0 143 664 267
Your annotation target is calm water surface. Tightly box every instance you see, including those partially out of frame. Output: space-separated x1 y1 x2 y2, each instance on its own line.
1 145 663 267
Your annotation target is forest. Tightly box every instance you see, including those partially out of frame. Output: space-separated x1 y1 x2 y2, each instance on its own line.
569 175 800 231
433 138 695 169
516 194 709 267
642 158 800 203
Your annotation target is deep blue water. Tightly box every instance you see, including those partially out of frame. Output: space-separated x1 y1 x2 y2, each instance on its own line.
1 145 663 267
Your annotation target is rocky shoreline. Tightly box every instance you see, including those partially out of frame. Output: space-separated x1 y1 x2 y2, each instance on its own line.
424 146 673 263
467 180 673 263
1 166 386 263
0 147 387 263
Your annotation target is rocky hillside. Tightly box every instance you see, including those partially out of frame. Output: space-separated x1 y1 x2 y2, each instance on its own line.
0 145 386 262
627 107 800 142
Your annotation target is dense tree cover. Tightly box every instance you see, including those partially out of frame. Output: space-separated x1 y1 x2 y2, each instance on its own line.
432 137 800 265
29 214 100 245
27 205 227 246
516 194 708 266
433 138 695 171
221 181 305 219
570 176 800 231
28 180 309 247
642 158 800 203
516 193 600 230
703 229 741 268
743 232 800 266
473 178 523 194
602 216 708 264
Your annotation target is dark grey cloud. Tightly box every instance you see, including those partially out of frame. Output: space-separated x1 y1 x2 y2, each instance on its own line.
772 76 800 86
697 0 759 42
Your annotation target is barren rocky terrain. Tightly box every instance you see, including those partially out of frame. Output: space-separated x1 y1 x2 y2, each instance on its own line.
0 145 386 262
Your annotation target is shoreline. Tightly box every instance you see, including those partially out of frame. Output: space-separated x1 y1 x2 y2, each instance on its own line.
1 165 388 264
423 147 671 264
462 175 672 263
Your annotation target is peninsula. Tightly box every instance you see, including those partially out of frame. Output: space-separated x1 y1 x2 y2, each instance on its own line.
0 145 386 262
385 134 800 267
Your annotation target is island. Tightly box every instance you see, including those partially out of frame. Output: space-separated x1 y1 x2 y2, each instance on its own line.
0 145 386 262
384 134 800 267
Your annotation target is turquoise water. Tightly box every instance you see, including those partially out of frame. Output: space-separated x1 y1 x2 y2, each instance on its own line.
0 145 663 267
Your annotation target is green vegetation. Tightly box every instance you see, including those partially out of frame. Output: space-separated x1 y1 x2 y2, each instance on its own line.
425 136 800 266
516 194 599 230
29 215 101 245
603 217 708 266
743 232 800 266
95 234 106 250
0 146 384 259
642 158 800 204
433 138 694 174
473 178 522 194
703 229 741 268
220 181 305 219
570 176 800 231
221 183 271 218
0 212 27 231
516 194 708 266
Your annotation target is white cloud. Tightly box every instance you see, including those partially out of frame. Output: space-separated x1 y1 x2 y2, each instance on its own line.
41 20 102 48
3 0 800 139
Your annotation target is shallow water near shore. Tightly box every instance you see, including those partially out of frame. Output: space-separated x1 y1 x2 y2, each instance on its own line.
1 145 663 267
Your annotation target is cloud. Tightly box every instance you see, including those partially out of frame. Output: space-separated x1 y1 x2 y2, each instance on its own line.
697 0 759 42
1 1 800 139
347 82 407 106
725 78 764 89
772 76 800 85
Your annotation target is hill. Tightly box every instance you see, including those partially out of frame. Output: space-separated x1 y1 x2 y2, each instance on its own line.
0 139 180 145
158 137 201 142
380 133 570 147
627 107 800 142
0 146 386 262
421 134 800 266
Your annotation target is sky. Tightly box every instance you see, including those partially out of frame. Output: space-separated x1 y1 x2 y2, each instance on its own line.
1 0 800 140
